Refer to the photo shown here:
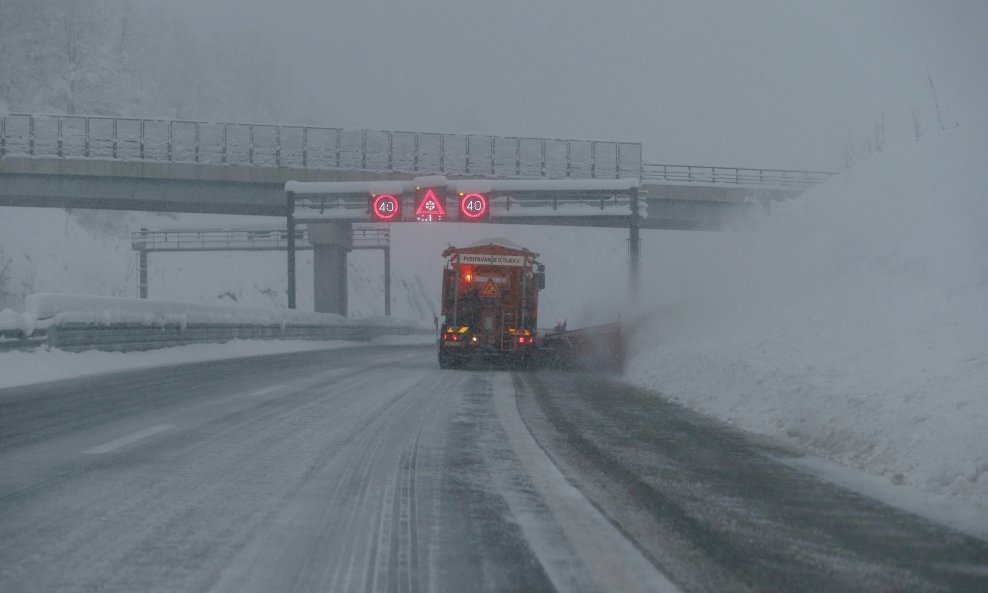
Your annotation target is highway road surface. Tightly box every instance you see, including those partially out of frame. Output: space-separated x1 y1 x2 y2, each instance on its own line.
1 344 985 592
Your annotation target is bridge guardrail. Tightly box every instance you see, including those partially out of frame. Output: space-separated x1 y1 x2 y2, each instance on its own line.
642 163 836 188
0 113 642 180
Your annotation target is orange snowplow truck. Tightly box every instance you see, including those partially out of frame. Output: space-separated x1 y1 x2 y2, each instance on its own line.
438 240 545 369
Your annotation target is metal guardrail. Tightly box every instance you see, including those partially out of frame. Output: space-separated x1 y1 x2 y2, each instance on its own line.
0 113 642 180
642 163 836 188
132 228 311 252
0 328 47 352
0 322 431 353
131 225 390 252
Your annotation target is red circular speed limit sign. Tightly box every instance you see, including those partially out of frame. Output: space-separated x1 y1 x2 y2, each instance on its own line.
370 194 400 222
459 193 489 221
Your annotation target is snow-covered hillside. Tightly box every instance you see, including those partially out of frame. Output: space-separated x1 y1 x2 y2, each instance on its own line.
626 122 987 517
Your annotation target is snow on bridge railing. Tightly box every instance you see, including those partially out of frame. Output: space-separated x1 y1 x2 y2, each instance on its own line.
0 112 642 180
642 163 836 188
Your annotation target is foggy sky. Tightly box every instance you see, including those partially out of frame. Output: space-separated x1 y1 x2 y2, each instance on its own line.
147 0 987 170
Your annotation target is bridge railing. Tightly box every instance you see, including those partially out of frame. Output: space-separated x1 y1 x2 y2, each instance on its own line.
642 163 836 188
0 113 642 180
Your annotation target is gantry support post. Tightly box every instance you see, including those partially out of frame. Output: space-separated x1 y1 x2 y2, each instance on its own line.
629 185 641 299
287 191 296 309
384 246 392 316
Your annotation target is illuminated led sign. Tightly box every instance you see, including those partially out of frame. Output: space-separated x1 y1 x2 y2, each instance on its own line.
459 193 489 221
370 194 401 222
415 187 447 221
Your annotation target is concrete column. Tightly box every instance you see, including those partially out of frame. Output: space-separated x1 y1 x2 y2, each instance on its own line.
138 251 148 299
308 222 352 316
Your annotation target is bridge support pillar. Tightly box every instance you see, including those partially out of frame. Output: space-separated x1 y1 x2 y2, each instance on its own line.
138 250 148 299
308 222 352 316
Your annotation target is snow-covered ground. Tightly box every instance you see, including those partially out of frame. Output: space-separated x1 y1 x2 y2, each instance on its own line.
1 121 984 523
626 122 988 518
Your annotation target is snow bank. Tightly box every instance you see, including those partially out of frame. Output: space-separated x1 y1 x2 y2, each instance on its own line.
20 293 429 332
626 124 988 513
0 340 355 389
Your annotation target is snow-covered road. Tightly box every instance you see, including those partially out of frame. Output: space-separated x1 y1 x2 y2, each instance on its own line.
0 345 984 592
0 345 673 593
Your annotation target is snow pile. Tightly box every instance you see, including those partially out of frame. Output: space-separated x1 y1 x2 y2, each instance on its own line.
626 124 988 512
16 293 430 333
25 292 346 328
0 340 357 389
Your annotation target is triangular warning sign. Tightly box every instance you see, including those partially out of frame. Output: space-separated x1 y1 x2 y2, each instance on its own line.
415 188 446 219
480 278 501 297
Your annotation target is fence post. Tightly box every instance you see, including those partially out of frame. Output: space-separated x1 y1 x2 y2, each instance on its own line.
465 135 471 173
490 136 495 176
515 137 521 176
335 129 341 168
361 129 367 170
249 124 255 165
57 116 63 157
413 133 419 171
540 139 546 177
275 126 281 167
139 119 145 160
28 115 35 156
591 141 596 178
194 121 200 163
565 141 572 178
387 131 393 171
166 120 172 161
439 134 445 173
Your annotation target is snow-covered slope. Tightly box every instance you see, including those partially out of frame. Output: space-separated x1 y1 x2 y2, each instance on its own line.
626 123 987 515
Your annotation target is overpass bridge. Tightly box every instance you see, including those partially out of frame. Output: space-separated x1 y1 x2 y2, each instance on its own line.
0 113 833 228
0 113 836 314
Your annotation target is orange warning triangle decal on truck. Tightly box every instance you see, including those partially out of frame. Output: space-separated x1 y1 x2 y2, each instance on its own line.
480 278 501 297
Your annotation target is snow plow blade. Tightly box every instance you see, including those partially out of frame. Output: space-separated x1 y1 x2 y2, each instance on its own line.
539 322 623 371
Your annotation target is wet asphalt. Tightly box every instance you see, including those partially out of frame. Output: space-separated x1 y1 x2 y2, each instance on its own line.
0 346 985 592
515 371 988 593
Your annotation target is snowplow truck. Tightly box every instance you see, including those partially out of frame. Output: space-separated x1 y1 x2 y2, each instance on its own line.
438 241 544 369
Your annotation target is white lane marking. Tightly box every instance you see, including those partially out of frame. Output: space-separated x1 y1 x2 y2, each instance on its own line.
248 384 290 398
83 424 175 455
493 373 680 593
